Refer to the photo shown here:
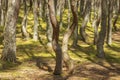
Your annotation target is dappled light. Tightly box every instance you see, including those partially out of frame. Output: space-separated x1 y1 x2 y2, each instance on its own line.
0 0 120 80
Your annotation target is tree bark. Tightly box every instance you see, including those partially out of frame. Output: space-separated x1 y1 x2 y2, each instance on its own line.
67 0 71 28
113 0 120 31
1 0 20 62
56 0 65 27
45 0 53 47
96 0 107 58
38 0 44 19
107 0 113 45
0 0 1 24
72 24 78 47
79 0 84 16
48 0 62 75
0 0 7 26
62 0 78 71
72 1 79 47
21 0 29 40
33 0 39 41
80 0 91 42
92 0 101 45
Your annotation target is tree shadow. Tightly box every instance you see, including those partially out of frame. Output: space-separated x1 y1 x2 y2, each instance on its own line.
68 44 120 80
17 44 38 59
0 26 4 45
107 45 120 52
112 31 120 42
70 45 96 58
37 74 65 80
17 43 55 72
64 62 120 80
36 57 53 72
0 35 3 45
0 60 22 71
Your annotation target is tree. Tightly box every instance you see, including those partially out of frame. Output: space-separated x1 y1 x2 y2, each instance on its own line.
38 0 44 18
56 0 65 27
0 0 1 23
45 0 53 47
0 0 8 26
1 0 20 62
72 1 79 47
48 0 62 75
113 0 120 31
79 0 84 16
21 0 30 40
33 0 39 41
92 0 101 45
67 0 71 28
62 0 78 71
96 0 107 58
106 0 113 45
79 0 91 42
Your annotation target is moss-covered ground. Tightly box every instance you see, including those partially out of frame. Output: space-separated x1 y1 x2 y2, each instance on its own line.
0 8 120 80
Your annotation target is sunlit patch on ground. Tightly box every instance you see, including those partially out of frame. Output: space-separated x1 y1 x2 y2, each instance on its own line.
0 5 120 80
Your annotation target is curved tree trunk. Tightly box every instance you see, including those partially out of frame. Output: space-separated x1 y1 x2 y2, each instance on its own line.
62 0 78 71
48 0 62 75
92 0 101 45
80 0 91 42
21 0 29 40
1 0 20 62
113 0 120 31
72 1 79 47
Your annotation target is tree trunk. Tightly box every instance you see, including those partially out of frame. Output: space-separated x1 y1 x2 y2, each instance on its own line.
113 0 120 31
48 0 62 75
56 0 65 27
0 0 7 26
96 0 107 58
21 0 29 40
33 0 39 41
92 0 101 45
107 0 113 45
72 1 79 47
0 0 1 24
80 0 84 16
45 0 53 48
113 14 119 31
1 0 20 62
67 0 71 28
38 0 43 19
72 24 78 47
80 0 91 42
62 0 78 71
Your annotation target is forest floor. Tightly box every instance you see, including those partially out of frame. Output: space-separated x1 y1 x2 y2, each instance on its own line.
0 30 120 80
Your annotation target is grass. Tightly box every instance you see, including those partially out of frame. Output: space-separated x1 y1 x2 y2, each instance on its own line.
0 7 120 80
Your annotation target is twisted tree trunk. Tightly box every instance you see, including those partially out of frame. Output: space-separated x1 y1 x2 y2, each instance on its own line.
48 0 62 75
62 0 78 71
